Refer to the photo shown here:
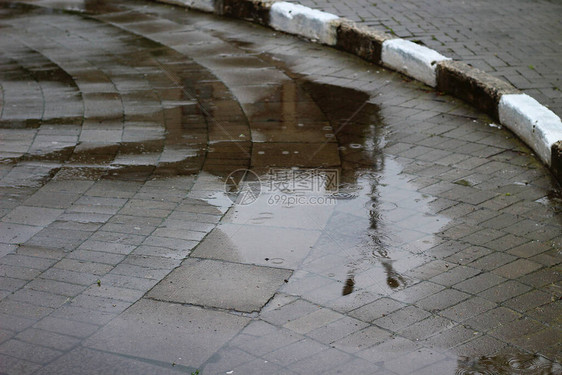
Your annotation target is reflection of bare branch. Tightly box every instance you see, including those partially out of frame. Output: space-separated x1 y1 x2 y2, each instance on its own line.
381 260 406 289
342 276 355 296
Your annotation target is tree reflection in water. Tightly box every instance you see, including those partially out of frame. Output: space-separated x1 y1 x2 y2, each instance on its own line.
302 80 406 296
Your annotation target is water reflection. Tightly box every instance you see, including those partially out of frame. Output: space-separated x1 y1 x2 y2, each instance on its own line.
457 353 561 374
301 81 407 294
342 276 355 295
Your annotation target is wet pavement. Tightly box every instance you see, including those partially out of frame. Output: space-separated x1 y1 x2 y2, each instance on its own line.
0 0 561 374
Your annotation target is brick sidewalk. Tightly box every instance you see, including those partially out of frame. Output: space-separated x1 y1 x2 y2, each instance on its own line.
293 0 562 117
0 0 560 373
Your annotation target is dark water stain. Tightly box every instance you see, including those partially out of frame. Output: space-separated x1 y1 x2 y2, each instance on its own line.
0 119 42 129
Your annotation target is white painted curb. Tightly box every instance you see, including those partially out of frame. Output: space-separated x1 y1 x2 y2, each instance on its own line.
499 94 562 166
160 0 214 12
381 39 450 87
270 2 339 46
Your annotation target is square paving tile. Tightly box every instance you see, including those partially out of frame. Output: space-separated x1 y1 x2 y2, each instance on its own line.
0 223 43 244
41 346 196 375
84 299 249 368
2 206 64 226
147 258 292 312
191 223 319 269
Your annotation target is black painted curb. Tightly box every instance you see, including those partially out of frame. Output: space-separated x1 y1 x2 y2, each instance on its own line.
215 0 273 25
334 19 393 65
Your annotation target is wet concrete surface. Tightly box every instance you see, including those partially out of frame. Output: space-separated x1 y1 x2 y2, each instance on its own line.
0 0 561 374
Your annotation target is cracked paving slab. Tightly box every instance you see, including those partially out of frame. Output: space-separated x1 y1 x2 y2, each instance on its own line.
147 258 292 312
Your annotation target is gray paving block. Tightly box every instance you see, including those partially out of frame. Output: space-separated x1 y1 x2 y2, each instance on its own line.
191 223 319 269
40 347 192 375
84 299 249 368
2 206 64 226
147 258 292 312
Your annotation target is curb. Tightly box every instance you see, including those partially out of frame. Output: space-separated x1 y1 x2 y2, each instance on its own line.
154 0 562 183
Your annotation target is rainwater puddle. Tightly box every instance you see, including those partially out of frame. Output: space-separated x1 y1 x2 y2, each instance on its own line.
220 79 448 295
456 352 561 374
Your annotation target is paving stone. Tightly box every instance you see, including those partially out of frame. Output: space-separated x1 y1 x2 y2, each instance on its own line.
0 253 56 270
229 321 303 357
468 252 517 271
0 353 42 375
78 240 137 255
2 206 64 226
384 347 446 374
202 346 256 375
84 299 249 368
399 315 456 341
0 339 62 365
330 356 385 375
453 272 507 294
405 259 454 280
231 357 285 374
373 305 432 331
97 273 159 291
147 258 292 312
0 312 36 332
50 305 119 326
16 328 80 352
348 297 406 323
263 338 327 367
519 268 562 288
39 268 99 286
109 263 170 280
512 328 562 358
0 223 43 244
390 281 445 303
489 317 545 342
261 299 320 326
83 284 144 303
331 326 392 354
464 306 521 332
502 289 554 312
0 299 54 321
439 296 497 323
53 259 113 276
40 347 190 375
429 266 481 287
191 223 320 269
8 289 69 309
492 259 543 279
276 307 340 334
67 249 125 265
356 336 419 363
449 334 508 357
122 254 179 269
444 245 492 265
288 347 352 375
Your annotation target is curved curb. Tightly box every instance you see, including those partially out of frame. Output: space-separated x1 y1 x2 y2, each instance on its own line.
154 0 562 183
